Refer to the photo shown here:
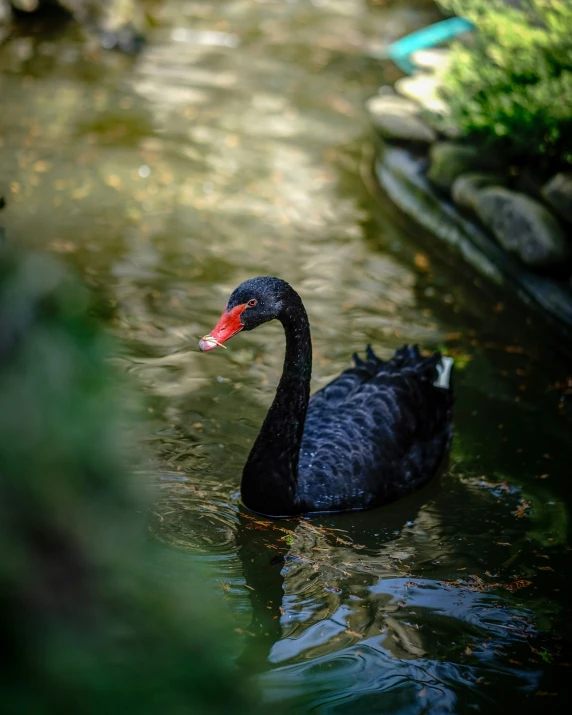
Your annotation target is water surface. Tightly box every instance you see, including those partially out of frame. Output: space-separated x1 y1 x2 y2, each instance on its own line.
1 1 571 712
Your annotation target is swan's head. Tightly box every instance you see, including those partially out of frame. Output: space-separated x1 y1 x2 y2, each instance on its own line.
199 276 291 352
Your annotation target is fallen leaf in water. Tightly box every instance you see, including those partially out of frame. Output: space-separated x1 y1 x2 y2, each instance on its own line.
71 184 90 199
200 503 218 512
49 240 77 254
414 253 430 271
33 160 50 172
105 174 123 189
325 585 342 594
503 579 532 592
326 95 356 116
345 629 363 638
513 498 532 518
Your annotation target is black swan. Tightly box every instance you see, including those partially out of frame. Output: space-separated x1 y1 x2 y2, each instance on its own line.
199 277 453 517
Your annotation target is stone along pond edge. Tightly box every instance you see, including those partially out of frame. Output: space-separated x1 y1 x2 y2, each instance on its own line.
367 50 572 343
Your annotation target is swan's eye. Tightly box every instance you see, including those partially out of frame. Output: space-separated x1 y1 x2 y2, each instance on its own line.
248 299 258 307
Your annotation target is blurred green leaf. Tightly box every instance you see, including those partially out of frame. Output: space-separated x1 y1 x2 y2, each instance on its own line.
435 0 572 164
0 250 253 714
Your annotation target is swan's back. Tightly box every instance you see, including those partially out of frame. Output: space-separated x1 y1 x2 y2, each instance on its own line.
296 345 453 513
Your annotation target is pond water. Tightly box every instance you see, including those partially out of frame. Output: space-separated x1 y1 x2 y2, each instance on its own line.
1 0 571 712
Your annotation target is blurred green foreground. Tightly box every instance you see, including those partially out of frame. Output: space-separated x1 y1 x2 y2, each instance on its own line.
0 247 251 714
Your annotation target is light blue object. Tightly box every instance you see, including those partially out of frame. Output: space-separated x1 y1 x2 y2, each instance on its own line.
387 17 475 74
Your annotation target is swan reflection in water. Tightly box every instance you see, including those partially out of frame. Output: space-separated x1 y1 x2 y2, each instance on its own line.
152 472 543 714
233 486 541 714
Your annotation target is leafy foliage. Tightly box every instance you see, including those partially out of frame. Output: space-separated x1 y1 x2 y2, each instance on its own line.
435 0 572 165
0 250 252 714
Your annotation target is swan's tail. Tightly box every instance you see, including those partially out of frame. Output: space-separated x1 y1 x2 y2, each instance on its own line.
434 355 454 389
353 344 454 390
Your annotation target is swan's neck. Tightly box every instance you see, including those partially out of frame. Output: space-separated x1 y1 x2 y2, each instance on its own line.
241 296 311 516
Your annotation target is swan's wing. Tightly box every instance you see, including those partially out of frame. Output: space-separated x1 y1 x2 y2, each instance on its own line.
298 346 453 512
308 344 388 410
310 344 441 409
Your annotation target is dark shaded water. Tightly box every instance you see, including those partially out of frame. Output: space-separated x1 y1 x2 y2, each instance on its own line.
1 1 571 712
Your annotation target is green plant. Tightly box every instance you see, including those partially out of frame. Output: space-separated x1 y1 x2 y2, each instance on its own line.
0 251 253 714
435 0 572 165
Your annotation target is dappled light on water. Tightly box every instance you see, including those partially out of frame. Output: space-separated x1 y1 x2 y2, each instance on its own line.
1 0 570 711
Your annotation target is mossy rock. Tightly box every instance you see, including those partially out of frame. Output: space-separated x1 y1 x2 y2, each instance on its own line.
451 172 507 212
475 187 571 272
366 94 436 143
0 0 12 44
428 142 498 191
541 173 572 224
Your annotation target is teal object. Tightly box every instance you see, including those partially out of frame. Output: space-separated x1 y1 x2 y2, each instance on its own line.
387 17 475 74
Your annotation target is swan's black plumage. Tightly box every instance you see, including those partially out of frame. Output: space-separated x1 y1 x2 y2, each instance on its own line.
200 277 453 517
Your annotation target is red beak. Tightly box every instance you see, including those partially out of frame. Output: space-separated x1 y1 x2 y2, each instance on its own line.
199 303 247 352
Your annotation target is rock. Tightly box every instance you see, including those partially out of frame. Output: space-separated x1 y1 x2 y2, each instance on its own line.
428 142 494 191
0 0 12 45
377 85 396 97
394 73 449 115
376 145 572 339
513 167 550 201
10 0 39 10
366 94 436 143
410 48 451 73
1 1 147 53
451 172 506 212
97 0 147 53
541 172 572 224
99 22 145 53
475 187 571 271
